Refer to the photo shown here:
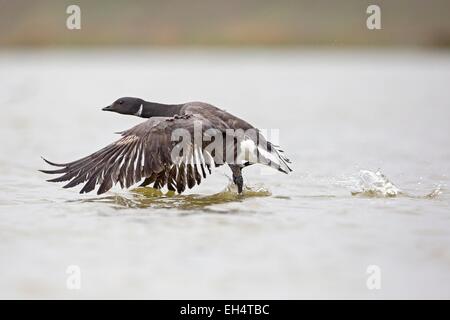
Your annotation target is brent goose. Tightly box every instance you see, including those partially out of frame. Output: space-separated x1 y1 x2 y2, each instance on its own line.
41 97 292 195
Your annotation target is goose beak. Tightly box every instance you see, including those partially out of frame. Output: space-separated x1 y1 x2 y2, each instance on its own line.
102 105 113 111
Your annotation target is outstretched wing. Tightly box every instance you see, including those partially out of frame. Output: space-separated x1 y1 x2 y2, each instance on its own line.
40 115 221 195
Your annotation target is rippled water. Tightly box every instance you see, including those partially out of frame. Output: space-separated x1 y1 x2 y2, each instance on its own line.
0 49 449 299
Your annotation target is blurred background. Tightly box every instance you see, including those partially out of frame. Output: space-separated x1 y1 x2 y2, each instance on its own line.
1 0 450 48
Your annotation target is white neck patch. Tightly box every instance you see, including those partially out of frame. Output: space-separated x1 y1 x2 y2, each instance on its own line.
136 104 143 116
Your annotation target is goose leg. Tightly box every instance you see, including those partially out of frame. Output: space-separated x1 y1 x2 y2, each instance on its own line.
229 165 244 194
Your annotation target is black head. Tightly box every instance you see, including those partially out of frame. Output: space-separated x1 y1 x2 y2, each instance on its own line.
102 97 144 116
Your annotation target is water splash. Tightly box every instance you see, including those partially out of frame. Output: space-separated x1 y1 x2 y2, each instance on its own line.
222 182 272 196
424 185 443 199
77 182 271 211
351 169 401 197
347 169 444 199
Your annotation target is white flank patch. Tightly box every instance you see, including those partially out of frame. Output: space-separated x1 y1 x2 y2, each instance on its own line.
238 139 282 167
238 138 292 173
136 104 143 116
257 145 282 166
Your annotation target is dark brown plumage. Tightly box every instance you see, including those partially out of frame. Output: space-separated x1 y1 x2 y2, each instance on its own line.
41 99 292 195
